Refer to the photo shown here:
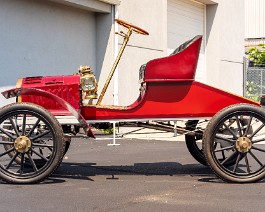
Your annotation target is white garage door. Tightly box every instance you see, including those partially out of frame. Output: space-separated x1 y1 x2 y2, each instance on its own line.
167 0 205 82
0 0 96 87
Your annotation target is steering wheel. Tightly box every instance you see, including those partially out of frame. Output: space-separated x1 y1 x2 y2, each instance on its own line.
115 19 149 35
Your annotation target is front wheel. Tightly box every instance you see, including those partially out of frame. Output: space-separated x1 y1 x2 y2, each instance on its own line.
203 104 265 183
0 103 65 184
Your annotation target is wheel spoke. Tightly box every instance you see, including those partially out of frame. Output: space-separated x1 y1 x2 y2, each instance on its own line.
221 149 226 161
21 114 26 136
0 147 15 157
20 153 25 174
8 117 20 137
250 123 265 139
0 127 15 140
26 118 41 137
32 143 54 148
245 154 251 173
252 137 265 144
235 116 243 137
243 116 253 136
223 122 238 139
6 151 19 170
0 141 14 145
220 151 238 165
26 152 38 172
214 145 234 153
232 153 241 173
249 150 263 166
31 130 51 141
251 146 265 153
31 148 49 161
215 134 235 144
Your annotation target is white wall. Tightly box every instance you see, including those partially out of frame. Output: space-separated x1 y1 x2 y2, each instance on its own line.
245 0 265 39
95 11 116 105
115 0 246 106
116 0 167 106
206 0 245 95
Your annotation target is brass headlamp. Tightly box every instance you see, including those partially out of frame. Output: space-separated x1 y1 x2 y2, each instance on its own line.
79 66 98 100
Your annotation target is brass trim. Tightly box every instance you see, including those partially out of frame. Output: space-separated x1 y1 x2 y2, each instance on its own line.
14 136 31 153
17 96 22 103
16 78 23 102
235 137 252 153
96 27 133 105
16 78 22 88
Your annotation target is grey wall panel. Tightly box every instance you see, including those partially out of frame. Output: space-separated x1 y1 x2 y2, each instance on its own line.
0 0 96 87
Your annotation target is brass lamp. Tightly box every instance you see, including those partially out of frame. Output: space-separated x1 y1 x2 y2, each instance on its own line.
79 66 98 100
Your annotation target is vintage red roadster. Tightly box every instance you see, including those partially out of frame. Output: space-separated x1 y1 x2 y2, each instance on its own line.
1 19 265 184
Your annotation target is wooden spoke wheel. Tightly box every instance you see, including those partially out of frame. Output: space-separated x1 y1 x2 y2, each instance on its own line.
0 103 65 184
203 104 265 183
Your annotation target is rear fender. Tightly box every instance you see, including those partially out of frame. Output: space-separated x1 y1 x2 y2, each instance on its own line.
1 88 95 138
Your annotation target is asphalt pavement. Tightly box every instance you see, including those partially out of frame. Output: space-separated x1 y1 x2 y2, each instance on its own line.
0 131 265 212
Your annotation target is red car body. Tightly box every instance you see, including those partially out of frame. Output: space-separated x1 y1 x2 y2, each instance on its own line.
2 36 258 137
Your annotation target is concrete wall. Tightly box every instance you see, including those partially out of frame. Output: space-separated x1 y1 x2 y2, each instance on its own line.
116 0 167 106
205 0 245 95
0 0 115 106
95 11 115 104
0 0 97 86
114 0 246 106
0 0 246 107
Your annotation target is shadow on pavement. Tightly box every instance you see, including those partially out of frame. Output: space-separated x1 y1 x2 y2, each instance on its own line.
51 161 215 182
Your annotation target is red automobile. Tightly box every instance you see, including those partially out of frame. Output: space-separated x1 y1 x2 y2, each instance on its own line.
1 19 264 184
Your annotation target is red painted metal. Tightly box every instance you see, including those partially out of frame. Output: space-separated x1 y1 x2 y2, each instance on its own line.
1 35 260 132
81 81 259 121
2 87 95 138
20 75 81 113
144 36 201 82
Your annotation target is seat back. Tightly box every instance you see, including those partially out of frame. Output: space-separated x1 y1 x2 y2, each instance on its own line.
142 35 202 82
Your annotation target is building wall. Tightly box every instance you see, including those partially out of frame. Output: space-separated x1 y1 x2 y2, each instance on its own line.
115 0 245 106
205 0 245 95
115 0 167 106
0 0 97 86
245 0 265 39
0 0 115 106
0 0 246 107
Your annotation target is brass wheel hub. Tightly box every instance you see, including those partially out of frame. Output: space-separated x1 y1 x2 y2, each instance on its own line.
14 136 32 153
235 137 252 153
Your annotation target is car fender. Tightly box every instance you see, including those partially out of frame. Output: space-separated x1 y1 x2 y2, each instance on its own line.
1 87 95 138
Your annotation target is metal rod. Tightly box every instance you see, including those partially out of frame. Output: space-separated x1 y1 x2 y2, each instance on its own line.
96 27 133 105
107 121 120 146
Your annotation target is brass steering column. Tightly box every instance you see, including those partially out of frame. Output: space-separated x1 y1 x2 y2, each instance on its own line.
96 19 149 105
96 27 133 105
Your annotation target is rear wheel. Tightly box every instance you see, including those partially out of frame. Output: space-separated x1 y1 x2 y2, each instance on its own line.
185 120 207 165
203 104 265 183
185 119 244 167
0 103 65 184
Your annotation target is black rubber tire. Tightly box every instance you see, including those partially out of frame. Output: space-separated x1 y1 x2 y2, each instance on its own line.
203 104 265 183
0 103 65 184
185 120 207 166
